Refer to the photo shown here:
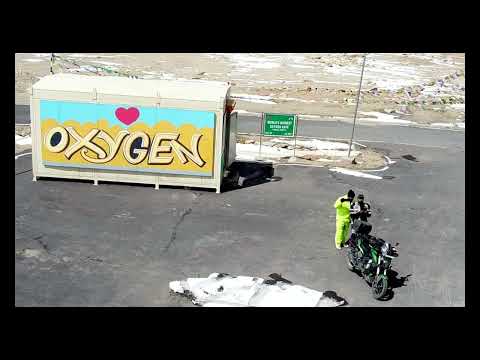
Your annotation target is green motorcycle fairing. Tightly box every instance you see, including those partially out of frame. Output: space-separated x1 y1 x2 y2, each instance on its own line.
370 248 378 264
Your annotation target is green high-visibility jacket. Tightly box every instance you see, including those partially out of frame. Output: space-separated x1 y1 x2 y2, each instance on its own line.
334 195 351 222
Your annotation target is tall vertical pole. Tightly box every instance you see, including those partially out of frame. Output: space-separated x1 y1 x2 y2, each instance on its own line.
348 53 367 158
259 113 263 159
50 53 55 75
293 115 297 158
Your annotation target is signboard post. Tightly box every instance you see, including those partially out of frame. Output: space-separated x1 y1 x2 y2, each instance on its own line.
262 113 297 159
259 113 264 158
263 113 297 137
294 131 297 158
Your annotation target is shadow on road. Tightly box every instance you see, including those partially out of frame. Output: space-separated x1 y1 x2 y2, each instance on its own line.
380 270 412 301
35 161 280 194
35 177 218 192
222 160 281 193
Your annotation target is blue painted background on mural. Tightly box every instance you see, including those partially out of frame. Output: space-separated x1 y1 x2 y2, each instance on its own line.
40 100 215 129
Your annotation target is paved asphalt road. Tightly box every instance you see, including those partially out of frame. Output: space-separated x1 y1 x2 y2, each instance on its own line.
15 105 465 306
15 105 30 125
237 114 465 149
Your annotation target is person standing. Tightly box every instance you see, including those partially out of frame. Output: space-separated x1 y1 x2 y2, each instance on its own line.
351 194 371 222
333 189 355 249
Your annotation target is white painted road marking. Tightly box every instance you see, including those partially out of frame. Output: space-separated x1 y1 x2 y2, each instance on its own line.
330 167 383 180
15 152 32 160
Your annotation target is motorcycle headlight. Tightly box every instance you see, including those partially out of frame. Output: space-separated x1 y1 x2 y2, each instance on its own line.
381 243 389 255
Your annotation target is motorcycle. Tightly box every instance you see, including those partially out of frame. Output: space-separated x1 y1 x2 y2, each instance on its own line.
346 219 399 300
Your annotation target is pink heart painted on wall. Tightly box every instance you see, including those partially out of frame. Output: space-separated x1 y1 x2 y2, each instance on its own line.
115 107 140 125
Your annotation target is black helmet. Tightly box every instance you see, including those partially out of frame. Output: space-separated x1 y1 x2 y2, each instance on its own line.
347 189 355 198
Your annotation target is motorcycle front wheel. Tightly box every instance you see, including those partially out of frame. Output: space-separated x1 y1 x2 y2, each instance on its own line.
372 275 388 300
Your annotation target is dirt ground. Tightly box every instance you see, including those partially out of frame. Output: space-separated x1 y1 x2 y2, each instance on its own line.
15 53 465 125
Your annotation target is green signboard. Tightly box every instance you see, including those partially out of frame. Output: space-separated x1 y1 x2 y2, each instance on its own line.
263 113 297 137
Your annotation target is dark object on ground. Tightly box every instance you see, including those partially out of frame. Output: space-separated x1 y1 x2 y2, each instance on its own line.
223 161 275 190
321 290 348 306
402 154 418 162
268 273 293 284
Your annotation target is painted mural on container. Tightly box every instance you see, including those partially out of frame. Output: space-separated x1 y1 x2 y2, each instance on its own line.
40 100 215 176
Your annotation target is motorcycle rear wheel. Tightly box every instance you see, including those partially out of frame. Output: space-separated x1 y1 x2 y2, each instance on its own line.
372 275 388 300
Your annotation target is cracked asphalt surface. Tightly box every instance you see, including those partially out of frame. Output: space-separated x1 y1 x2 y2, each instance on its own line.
15 109 465 306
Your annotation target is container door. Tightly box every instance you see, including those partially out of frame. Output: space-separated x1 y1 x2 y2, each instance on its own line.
223 110 237 169
227 111 237 167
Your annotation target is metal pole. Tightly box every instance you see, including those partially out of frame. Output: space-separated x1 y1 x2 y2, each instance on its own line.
50 53 55 75
348 53 367 158
259 113 263 159
293 115 297 158
293 135 297 158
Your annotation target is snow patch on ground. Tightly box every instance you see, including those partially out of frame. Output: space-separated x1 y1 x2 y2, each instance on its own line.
22 59 44 63
100 54 134 59
15 135 32 146
169 273 346 307
310 80 358 85
222 54 281 70
430 122 465 129
66 67 88 73
237 99 277 105
234 110 261 116
254 80 302 85
236 139 359 162
359 111 414 125
430 123 456 128
449 104 465 111
231 93 277 105
236 143 291 161
65 65 98 73
276 97 316 103
91 61 122 66
234 94 316 105
289 64 315 69
298 114 323 120
322 54 441 91
270 138 350 151
330 167 383 179
67 54 99 58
